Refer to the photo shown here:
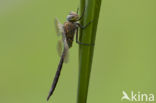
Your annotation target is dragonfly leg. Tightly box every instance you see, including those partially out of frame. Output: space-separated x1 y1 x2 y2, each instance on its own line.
77 7 86 21
76 28 94 46
76 20 92 29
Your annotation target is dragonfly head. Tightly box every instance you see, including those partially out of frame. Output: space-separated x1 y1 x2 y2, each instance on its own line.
67 11 79 22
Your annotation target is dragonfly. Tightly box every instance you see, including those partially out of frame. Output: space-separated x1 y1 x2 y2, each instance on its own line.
47 8 92 101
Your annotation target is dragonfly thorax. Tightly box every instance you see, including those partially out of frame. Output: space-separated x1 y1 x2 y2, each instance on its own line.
64 22 77 48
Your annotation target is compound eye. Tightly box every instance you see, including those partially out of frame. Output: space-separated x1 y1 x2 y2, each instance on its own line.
67 15 73 21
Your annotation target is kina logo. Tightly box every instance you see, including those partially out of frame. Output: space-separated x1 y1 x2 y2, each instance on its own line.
121 91 155 102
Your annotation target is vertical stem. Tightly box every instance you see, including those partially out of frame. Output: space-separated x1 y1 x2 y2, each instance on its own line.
77 0 102 103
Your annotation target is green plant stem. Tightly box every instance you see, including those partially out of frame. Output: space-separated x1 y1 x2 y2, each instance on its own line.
77 0 102 103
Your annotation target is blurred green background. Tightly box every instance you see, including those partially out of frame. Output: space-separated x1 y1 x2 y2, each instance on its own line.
0 0 156 103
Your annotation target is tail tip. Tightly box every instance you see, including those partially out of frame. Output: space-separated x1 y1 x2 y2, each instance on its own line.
47 95 50 101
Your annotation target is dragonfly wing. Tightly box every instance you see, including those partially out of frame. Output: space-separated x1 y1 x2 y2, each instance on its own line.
55 18 69 63
64 47 69 63
57 40 63 57
56 30 69 63
55 18 64 57
54 18 63 36
62 31 69 63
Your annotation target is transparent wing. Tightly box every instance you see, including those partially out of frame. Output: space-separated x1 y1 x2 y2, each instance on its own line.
63 32 69 63
56 39 69 63
57 40 63 57
55 22 69 63
54 18 63 36
64 46 69 63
